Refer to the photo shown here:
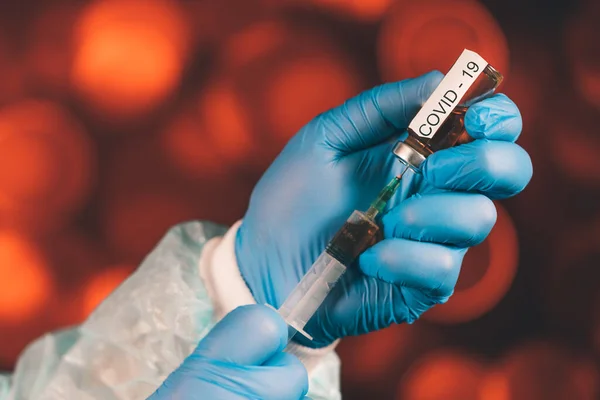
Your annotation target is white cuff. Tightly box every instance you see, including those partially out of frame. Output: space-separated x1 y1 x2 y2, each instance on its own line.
198 221 339 372
199 221 254 320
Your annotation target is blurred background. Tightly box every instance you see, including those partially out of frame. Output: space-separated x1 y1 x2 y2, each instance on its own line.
0 0 598 398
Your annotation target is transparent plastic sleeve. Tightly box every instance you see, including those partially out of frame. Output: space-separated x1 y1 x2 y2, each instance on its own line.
1 222 342 400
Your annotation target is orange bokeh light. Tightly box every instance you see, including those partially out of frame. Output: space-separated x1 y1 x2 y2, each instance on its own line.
199 79 254 162
0 127 58 202
166 19 366 175
0 232 53 323
162 109 231 179
83 265 134 317
308 0 398 21
102 191 199 261
71 0 190 120
378 0 509 81
399 349 486 400
162 72 255 178
220 20 289 71
0 100 94 233
478 370 511 400
565 3 600 110
423 204 518 324
183 0 280 51
221 20 364 149
480 342 600 400
339 324 436 385
265 52 362 139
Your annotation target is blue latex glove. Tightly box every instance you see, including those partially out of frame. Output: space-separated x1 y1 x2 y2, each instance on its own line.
148 305 308 400
236 71 533 348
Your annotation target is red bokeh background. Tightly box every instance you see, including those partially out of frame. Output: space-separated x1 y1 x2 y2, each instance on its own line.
0 0 599 398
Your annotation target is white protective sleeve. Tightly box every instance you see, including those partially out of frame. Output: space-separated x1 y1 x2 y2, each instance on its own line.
0 375 9 398
199 220 341 373
0 221 341 400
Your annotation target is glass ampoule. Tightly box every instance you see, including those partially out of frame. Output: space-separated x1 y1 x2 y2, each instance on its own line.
393 50 504 171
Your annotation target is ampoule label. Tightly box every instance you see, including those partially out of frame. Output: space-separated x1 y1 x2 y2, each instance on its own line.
409 49 488 138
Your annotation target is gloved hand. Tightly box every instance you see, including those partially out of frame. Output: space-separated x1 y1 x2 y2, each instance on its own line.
236 71 533 348
148 305 308 400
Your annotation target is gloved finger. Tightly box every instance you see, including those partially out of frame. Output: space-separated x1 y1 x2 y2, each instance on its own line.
317 71 443 154
152 354 308 400
304 266 449 346
464 93 522 142
193 304 288 366
358 239 467 297
382 192 496 247
187 354 307 400
422 140 533 199
262 352 309 398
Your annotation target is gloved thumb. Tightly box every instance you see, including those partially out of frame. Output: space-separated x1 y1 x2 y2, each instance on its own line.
316 71 443 154
150 305 309 399
193 304 289 366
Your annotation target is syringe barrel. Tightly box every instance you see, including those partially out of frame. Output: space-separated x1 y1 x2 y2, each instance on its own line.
278 251 347 340
278 210 379 340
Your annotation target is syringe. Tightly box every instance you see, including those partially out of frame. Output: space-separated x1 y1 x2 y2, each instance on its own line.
278 49 503 343
278 165 410 341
